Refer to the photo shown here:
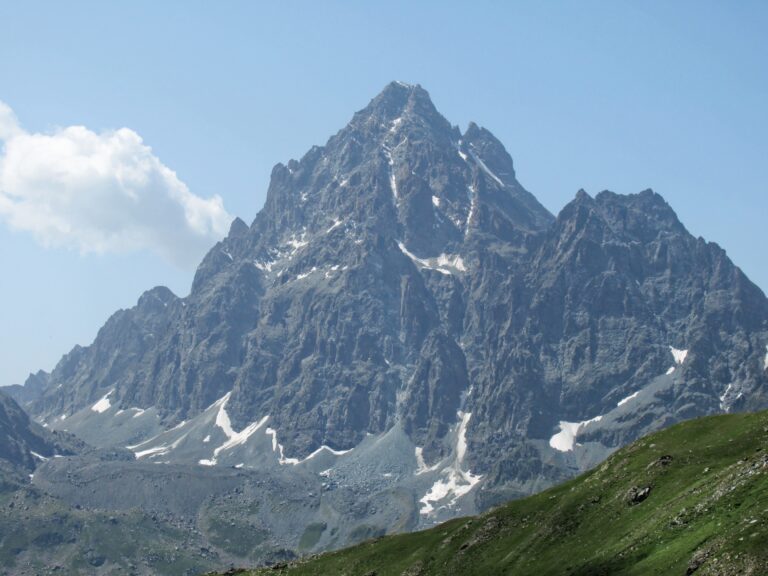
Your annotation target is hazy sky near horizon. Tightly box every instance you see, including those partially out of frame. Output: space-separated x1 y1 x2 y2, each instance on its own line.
0 1 766 386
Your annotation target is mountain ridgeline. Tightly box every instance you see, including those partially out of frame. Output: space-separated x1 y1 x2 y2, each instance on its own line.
11 81 768 516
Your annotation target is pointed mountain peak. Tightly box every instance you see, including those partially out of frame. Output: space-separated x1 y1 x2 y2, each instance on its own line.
137 286 178 312
351 81 447 133
463 121 485 139
228 216 249 238
574 188 593 202
375 81 430 106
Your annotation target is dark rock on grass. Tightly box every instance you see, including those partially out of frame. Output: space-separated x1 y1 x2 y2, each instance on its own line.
626 485 652 505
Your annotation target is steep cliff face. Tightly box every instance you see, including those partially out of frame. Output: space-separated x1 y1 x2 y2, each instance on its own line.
0 390 82 475
19 82 768 510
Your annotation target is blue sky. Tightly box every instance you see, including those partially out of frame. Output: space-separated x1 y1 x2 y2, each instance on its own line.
0 1 766 386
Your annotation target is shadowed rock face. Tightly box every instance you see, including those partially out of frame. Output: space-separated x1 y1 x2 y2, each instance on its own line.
17 82 768 503
0 390 83 474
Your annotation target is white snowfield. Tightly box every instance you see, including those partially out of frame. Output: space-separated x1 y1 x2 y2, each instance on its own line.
617 390 640 407
57 381 490 527
549 415 603 452
419 411 482 516
468 148 505 188
397 242 466 275
90 391 113 413
125 389 357 469
253 230 310 273
455 140 506 189
666 346 688 375
764 345 768 370
414 446 440 475
670 346 688 365
30 451 49 462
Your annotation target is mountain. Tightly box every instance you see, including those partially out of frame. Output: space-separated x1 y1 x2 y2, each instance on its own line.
14 81 768 526
224 409 768 576
0 389 82 480
4 370 49 407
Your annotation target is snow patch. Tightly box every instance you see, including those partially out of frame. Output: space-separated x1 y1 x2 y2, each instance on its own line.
719 383 733 412
254 259 277 272
397 242 466 275
30 451 49 462
296 266 318 280
135 431 190 459
468 149 504 187
670 346 688 365
435 253 467 272
617 391 640 407
194 393 271 466
419 468 481 516
764 345 768 370
136 445 173 459
91 391 113 413
549 415 603 452
211 392 235 438
666 366 676 375
431 195 441 208
466 185 477 233
384 147 398 200
719 383 742 412
265 427 300 465
326 219 343 233
212 415 270 460
286 233 309 256
414 447 441 476
455 411 471 465
301 445 352 462
419 411 482 516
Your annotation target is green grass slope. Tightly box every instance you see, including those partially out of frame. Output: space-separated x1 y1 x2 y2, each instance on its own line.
235 411 768 576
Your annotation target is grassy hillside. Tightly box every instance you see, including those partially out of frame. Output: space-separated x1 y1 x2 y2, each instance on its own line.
233 411 768 576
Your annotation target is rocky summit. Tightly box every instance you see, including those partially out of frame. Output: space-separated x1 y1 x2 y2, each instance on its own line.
9 81 768 540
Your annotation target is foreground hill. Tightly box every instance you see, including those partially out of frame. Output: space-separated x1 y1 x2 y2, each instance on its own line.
235 410 768 576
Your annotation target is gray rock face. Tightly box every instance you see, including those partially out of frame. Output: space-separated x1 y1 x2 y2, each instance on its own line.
0 389 82 474
4 370 49 407
18 82 768 506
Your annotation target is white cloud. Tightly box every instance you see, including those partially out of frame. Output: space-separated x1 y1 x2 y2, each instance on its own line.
0 101 232 268
0 101 21 141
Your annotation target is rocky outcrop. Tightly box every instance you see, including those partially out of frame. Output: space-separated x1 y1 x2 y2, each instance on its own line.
0 389 83 473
